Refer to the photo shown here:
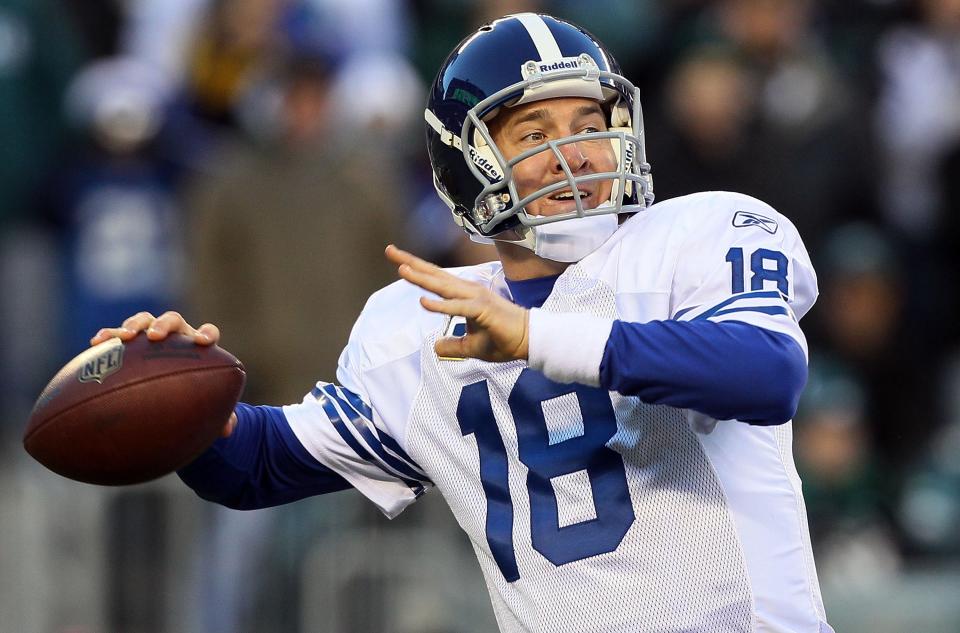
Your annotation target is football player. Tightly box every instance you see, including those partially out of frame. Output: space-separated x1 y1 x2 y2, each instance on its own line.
94 13 833 633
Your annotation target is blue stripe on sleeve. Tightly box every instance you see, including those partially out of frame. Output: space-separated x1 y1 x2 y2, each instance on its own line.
599 320 807 425
376 431 427 477
177 403 352 510
339 385 373 419
317 385 432 485
709 305 789 318
689 290 784 320
310 387 426 496
323 385 430 476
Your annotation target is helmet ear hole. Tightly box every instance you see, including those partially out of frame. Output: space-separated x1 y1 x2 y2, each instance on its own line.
611 101 631 128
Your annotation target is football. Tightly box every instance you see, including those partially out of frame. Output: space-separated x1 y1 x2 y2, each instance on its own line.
23 333 245 485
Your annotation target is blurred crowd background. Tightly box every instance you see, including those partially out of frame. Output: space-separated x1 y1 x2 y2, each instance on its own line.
1 0 959 631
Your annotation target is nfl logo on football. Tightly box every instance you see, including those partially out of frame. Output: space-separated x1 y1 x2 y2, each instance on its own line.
78 342 124 384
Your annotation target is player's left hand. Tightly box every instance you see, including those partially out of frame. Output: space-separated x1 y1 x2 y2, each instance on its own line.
386 245 529 362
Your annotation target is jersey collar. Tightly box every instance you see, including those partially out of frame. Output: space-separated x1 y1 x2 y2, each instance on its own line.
504 273 561 309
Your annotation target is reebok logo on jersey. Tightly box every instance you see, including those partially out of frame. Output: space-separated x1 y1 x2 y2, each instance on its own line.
732 210 778 234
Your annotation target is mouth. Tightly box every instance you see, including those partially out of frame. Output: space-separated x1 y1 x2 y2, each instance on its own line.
541 186 597 212
548 188 590 201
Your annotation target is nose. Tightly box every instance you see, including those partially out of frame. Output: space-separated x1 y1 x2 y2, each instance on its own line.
553 140 588 174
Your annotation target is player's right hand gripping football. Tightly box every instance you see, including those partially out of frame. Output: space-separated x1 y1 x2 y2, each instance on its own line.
90 311 237 437
90 311 220 347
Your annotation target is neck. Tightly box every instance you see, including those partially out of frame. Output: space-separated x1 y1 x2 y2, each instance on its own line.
495 241 570 280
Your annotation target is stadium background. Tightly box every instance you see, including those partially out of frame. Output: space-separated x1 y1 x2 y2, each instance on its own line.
1 0 959 631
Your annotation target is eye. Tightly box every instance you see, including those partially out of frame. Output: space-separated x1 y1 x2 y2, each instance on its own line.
521 131 545 143
580 126 601 135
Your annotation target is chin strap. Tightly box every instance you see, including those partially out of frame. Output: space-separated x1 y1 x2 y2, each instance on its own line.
530 213 619 262
483 212 619 262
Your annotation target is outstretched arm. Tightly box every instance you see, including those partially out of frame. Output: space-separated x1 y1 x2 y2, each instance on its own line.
385 245 805 425
177 403 352 510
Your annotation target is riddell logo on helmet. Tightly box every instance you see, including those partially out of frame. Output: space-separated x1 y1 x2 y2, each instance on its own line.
468 146 502 180
538 60 581 73
623 140 635 168
521 56 597 80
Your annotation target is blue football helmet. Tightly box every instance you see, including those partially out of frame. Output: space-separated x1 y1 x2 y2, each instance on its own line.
425 13 653 247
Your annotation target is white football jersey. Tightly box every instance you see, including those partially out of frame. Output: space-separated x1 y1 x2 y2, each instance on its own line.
283 192 833 633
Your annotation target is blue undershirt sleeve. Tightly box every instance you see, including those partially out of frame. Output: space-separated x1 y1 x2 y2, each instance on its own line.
598 320 807 425
177 402 352 510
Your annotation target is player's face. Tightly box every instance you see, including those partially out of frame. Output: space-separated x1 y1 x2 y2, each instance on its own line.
490 97 617 217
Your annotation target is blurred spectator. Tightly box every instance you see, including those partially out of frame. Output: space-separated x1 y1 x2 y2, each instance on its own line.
873 0 960 351
187 53 402 404
183 0 290 128
647 47 763 201
322 34 496 267
24 55 188 633
183 52 405 632
796 357 880 535
712 0 854 138
651 0 875 249
328 51 425 151
162 0 418 176
875 0 960 241
817 0 909 85
897 352 960 557
44 56 185 358
120 0 210 94
794 355 901 588
297 0 411 60
812 223 942 472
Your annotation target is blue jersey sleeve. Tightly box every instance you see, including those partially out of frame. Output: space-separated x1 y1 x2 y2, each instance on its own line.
177 402 352 510
599 320 807 425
